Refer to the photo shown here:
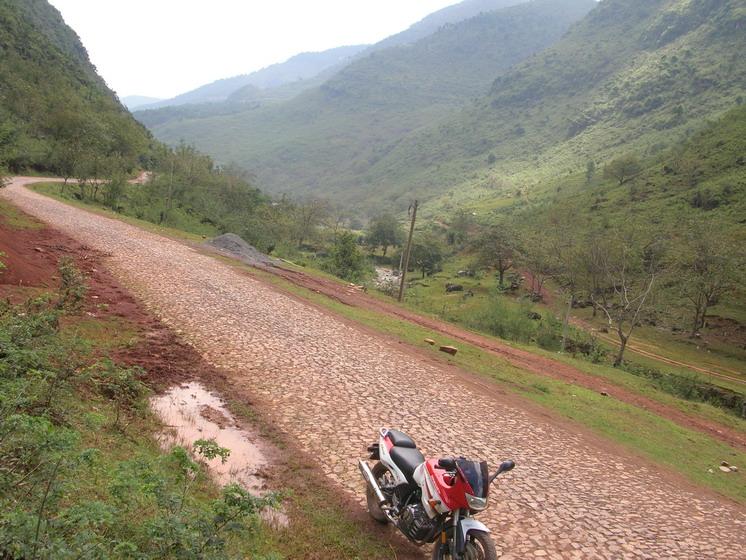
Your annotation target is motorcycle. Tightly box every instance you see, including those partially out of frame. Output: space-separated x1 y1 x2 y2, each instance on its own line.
359 428 515 560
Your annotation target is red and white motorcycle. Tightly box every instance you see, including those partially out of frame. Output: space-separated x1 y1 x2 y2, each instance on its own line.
359 428 515 560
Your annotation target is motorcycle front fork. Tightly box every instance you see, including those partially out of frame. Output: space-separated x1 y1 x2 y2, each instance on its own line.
434 510 461 559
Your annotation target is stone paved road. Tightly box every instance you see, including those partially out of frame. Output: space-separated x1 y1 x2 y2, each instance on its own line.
4 178 745 559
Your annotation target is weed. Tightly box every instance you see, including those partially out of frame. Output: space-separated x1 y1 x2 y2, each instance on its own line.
56 257 87 312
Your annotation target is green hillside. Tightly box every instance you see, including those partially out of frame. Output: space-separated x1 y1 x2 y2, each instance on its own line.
139 0 596 208
363 0 746 213
506 102 746 255
142 0 745 215
0 0 152 175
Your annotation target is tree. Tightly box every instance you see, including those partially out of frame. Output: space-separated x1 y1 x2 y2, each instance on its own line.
585 160 596 184
102 173 127 210
671 152 703 188
578 235 607 318
474 223 519 287
603 155 642 186
590 229 664 366
294 198 329 248
544 212 584 353
328 232 365 282
448 209 474 247
518 230 560 301
674 222 744 336
366 213 403 256
410 234 444 278
0 117 18 184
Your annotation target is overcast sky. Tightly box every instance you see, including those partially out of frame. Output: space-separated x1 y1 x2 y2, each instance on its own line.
48 0 458 100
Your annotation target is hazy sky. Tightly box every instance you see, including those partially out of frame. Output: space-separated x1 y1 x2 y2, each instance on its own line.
49 0 458 99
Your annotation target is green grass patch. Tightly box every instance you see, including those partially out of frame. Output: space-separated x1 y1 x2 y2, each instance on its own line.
0 259 392 559
30 182 207 243
0 198 44 229
28 185 746 503
242 264 746 504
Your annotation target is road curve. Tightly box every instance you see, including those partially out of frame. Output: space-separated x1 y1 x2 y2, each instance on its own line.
2 178 745 559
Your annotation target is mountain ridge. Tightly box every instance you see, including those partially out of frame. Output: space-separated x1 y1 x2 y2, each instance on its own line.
138 44 368 110
138 0 596 209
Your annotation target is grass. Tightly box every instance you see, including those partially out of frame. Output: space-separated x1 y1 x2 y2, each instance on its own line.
0 199 395 560
0 198 45 229
239 263 746 504
25 184 746 504
30 182 207 243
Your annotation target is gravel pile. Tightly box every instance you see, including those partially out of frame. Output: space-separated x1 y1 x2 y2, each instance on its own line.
204 233 277 266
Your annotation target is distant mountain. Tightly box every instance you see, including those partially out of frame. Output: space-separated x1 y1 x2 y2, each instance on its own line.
138 45 368 110
138 0 595 208
0 0 152 174
348 0 746 211
122 95 162 110
374 0 529 49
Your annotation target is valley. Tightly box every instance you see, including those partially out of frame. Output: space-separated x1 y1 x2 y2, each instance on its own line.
1 0 745 557
3 177 746 558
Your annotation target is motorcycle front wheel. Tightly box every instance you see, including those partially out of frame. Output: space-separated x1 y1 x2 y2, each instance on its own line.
365 462 391 524
431 530 498 560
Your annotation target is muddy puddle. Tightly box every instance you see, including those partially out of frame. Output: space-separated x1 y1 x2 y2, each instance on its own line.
151 381 272 496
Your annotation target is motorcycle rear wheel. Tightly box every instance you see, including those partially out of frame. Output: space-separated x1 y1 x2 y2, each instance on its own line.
365 462 390 524
431 530 497 560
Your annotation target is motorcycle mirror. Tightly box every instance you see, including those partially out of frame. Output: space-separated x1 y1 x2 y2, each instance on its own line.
490 460 515 484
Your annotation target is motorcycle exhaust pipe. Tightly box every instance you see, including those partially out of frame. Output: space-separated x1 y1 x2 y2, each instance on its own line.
358 460 386 505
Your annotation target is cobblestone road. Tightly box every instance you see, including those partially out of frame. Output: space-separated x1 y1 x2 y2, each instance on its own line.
4 179 745 559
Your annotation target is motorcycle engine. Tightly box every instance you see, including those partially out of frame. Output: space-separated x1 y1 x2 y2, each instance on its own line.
398 503 438 543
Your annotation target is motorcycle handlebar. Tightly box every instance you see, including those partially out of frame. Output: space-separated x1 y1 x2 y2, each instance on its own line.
437 457 457 470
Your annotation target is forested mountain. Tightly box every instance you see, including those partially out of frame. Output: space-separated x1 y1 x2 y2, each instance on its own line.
138 1 532 113
138 0 596 206
138 45 368 110
348 0 746 211
509 101 746 252
0 0 152 174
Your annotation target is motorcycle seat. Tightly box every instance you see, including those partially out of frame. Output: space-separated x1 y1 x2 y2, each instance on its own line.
390 446 425 484
387 429 417 449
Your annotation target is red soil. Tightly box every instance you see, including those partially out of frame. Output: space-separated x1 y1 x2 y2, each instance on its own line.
247 261 746 452
0 204 423 560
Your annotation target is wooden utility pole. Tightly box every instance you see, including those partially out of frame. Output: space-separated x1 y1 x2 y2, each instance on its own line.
397 200 418 302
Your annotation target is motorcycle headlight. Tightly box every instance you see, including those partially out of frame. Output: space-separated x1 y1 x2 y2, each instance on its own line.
465 493 488 511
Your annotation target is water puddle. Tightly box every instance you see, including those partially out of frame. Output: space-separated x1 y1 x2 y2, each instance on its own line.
151 382 287 526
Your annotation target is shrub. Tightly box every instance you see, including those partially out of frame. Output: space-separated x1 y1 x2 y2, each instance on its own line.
469 299 537 344
90 360 146 428
325 232 366 282
56 257 87 312
621 362 746 418
0 300 272 559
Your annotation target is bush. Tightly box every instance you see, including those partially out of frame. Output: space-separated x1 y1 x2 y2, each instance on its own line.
56 258 87 312
325 232 366 282
0 299 273 559
469 299 537 344
621 362 746 418
90 360 146 428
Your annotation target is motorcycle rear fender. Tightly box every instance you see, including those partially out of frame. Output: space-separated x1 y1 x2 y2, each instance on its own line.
378 430 409 486
456 518 490 555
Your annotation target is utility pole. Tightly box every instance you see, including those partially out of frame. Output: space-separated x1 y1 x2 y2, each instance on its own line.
397 200 418 302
